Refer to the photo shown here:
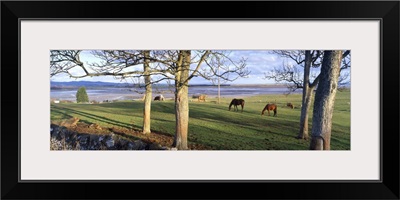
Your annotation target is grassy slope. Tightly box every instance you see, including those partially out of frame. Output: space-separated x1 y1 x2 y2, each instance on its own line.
51 90 350 150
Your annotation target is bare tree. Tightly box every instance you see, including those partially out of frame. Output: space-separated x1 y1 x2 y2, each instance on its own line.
266 50 322 140
51 50 249 150
50 50 156 134
151 50 249 149
142 51 152 134
337 52 351 91
310 50 345 150
265 50 350 140
204 51 248 104
92 50 156 135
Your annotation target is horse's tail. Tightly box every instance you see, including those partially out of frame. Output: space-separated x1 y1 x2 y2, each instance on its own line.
274 105 277 116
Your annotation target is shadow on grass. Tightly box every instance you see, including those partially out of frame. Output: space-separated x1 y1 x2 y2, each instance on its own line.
330 135 351 150
51 101 349 150
52 106 134 130
186 120 307 150
51 105 175 145
51 105 73 120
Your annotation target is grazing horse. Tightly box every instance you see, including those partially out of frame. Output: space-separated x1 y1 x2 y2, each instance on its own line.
154 95 164 101
261 104 277 117
229 99 245 112
198 94 207 102
287 103 294 109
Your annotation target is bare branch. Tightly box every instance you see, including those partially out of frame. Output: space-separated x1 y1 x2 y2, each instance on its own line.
272 50 306 65
187 50 211 80
198 50 250 83
264 62 304 92
342 50 351 58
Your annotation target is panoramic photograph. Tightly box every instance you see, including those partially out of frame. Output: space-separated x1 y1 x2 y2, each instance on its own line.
50 50 351 150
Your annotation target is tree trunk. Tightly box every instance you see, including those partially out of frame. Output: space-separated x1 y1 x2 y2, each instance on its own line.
142 50 152 134
172 50 190 150
217 66 220 104
297 88 314 139
218 77 220 104
310 50 343 150
297 50 313 140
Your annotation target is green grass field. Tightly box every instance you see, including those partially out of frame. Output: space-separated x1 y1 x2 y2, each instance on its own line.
51 90 351 150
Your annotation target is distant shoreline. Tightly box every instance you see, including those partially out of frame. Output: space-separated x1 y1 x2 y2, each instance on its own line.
50 85 303 102
229 84 287 88
51 83 288 89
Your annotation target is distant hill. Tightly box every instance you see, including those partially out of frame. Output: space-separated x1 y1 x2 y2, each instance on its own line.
188 84 230 87
51 81 294 89
51 81 232 89
50 81 130 89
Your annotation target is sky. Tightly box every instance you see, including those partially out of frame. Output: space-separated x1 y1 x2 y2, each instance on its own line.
50 50 345 85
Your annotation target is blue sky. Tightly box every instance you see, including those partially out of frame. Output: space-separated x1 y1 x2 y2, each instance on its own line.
50 50 336 85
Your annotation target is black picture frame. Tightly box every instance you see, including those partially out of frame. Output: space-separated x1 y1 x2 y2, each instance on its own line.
2 1 399 199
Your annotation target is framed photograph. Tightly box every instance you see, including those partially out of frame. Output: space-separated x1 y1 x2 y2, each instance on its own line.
2 1 399 199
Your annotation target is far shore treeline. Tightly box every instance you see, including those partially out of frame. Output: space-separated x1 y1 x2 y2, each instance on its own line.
50 81 291 89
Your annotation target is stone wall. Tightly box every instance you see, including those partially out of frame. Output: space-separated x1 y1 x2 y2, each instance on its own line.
50 124 172 150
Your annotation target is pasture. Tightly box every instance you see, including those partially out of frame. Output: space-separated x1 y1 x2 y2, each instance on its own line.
50 90 351 150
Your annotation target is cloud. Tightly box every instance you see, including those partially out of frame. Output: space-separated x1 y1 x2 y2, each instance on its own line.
51 50 348 85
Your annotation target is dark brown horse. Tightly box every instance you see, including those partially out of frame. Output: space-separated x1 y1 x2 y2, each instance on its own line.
261 104 277 117
229 99 245 112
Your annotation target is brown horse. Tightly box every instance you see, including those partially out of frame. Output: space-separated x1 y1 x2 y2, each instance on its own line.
287 103 294 109
198 94 207 102
261 104 277 117
229 99 245 112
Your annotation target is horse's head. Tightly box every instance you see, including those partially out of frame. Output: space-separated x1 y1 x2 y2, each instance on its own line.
229 100 235 110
